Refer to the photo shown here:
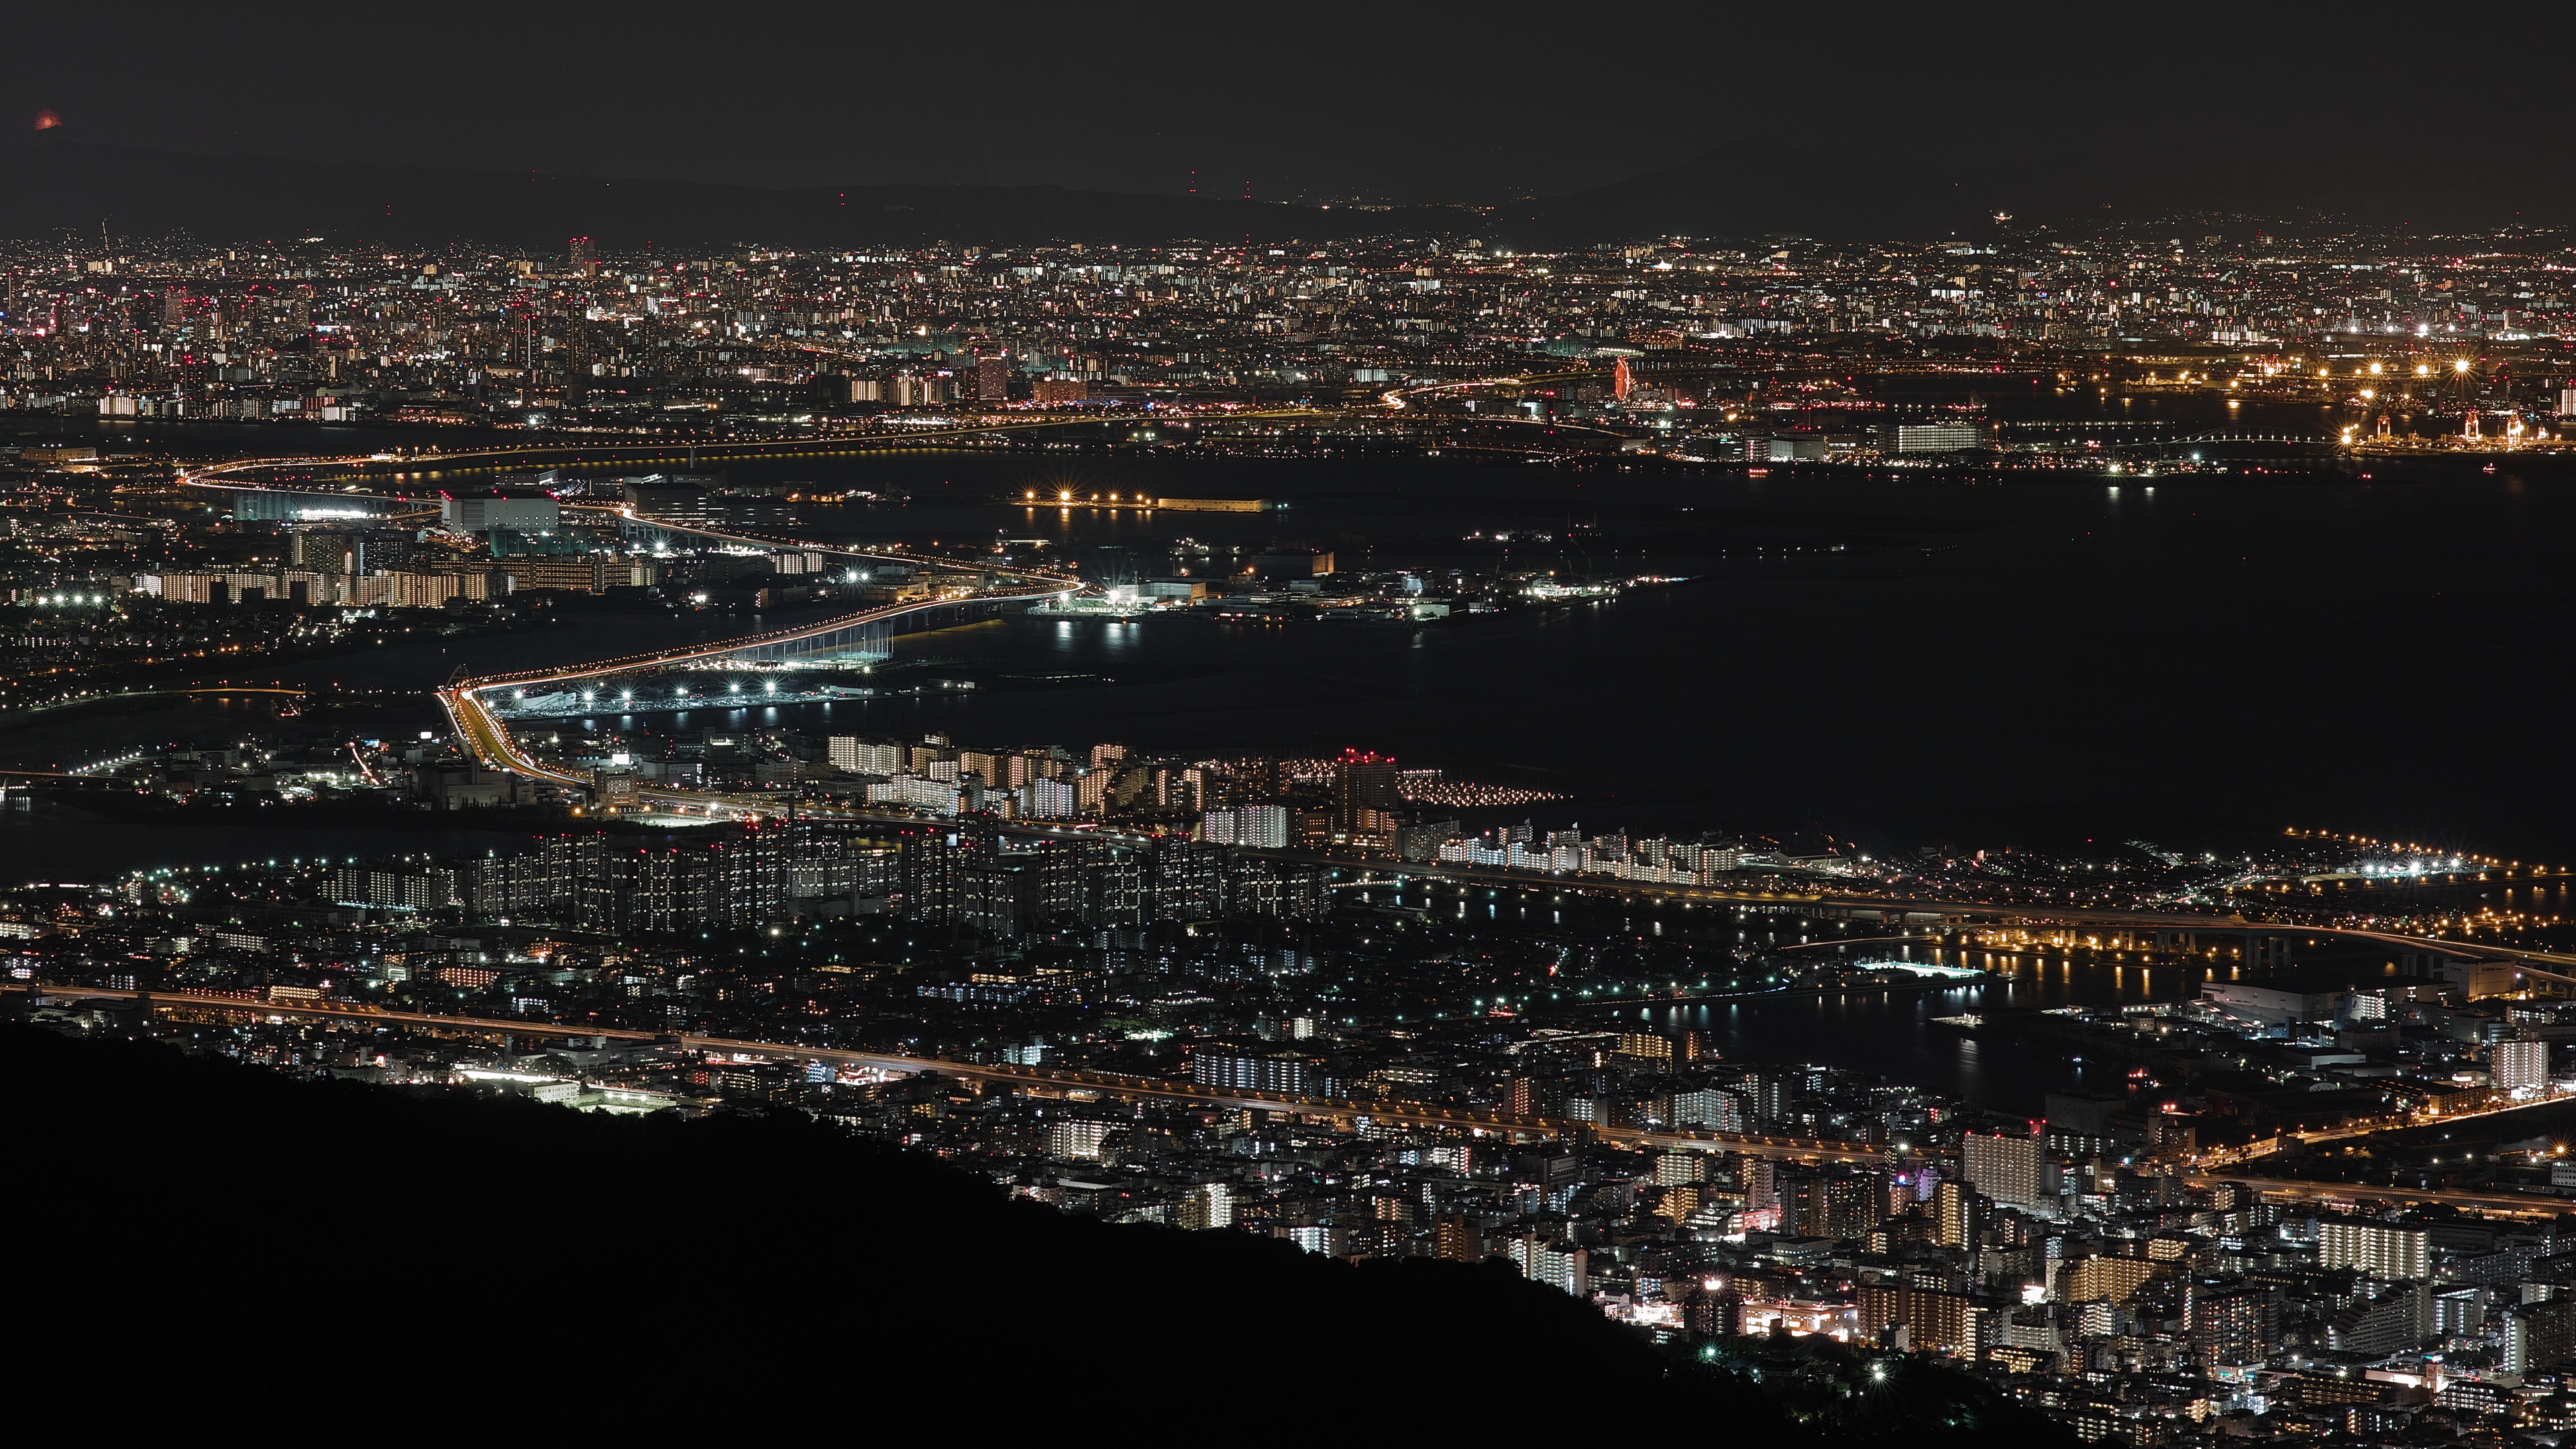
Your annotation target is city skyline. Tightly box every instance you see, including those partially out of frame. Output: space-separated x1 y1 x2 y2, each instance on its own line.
15 13 2576 1438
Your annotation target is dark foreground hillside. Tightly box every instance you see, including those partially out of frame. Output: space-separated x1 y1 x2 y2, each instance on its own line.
4 1022 2071 1438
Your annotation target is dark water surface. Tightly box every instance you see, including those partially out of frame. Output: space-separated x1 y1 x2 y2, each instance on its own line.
11 441 2571 1102
1637 959 2190 1116
625 448 2576 861
0 806 539 882
27 447 2576 861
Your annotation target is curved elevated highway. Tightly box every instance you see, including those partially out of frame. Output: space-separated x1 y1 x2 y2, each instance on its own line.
438 580 1073 812
430 506 1087 814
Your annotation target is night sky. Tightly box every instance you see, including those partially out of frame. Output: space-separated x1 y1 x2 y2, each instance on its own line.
5 1 2566 207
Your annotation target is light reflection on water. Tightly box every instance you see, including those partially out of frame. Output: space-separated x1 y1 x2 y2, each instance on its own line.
1636 951 2206 1114
1381 876 2207 1115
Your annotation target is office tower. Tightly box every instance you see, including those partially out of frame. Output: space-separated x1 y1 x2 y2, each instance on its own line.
1179 1182 1233 1230
1032 839 1104 926
1334 749 1399 831
897 830 968 924
1746 1158 1778 1213
1656 1152 1706 1187
976 354 1010 402
1434 1216 1480 1263
1048 1120 1112 1161
1509 1235 1588 1295
1025 777 1076 819
1077 767 1112 816
960 859 1029 938
1672 1086 1746 1132
1748 1071 1799 1125
290 530 352 574
2318 1220 2431 1281
2061 1256 2156 1305
1805 1172 1886 1240
2190 1283 2282 1368
1856 1283 1979 1356
1152 839 1228 921
2508 1295 2576 1373
828 737 904 775
2495 1038 2549 1093
1616 1033 1675 1068
1201 804 1289 849
1963 1128 2043 1210
354 529 412 574
1935 1179 1975 1248
1086 857 1147 927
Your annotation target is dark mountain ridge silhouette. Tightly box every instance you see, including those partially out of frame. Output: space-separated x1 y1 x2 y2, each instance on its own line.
0 138 1466 251
7 1018 2076 1440
0 134 2551 255
1491 136 2572 246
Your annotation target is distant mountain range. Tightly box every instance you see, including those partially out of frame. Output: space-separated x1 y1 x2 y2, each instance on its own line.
0 140 1466 252
1487 138 2576 246
1 136 2565 254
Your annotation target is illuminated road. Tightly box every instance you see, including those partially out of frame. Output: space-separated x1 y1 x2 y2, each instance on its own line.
556 500 1077 582
172 408 1340 500
2180 1173 2570 1219
2192 1087 2576 1175
413 490 1093 815
30 982 2576 1208
19 984 1879 1161
0 684 308 726
438 581 1071 814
